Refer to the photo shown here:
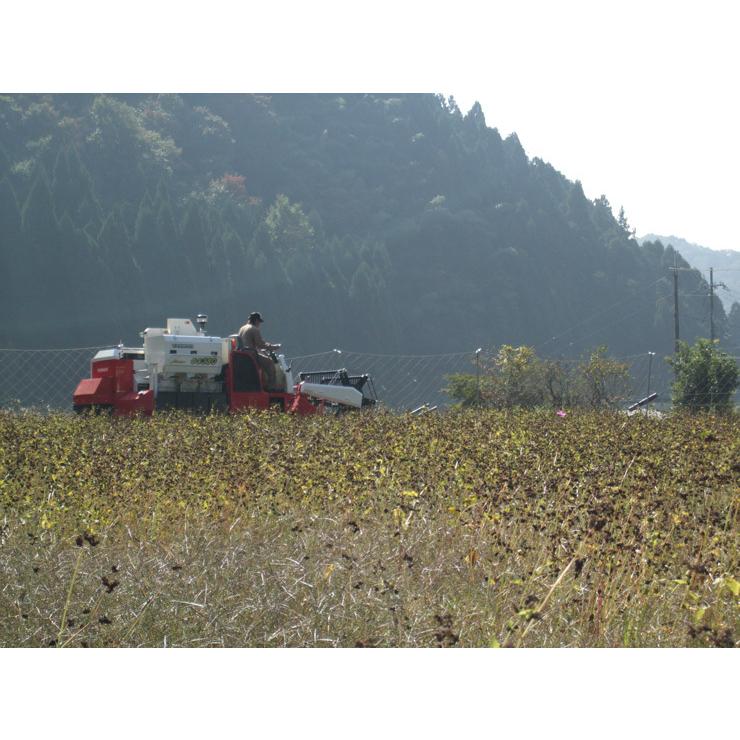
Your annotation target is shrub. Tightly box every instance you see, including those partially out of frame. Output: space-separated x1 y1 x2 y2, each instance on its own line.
667 339 739 413
446 345 630 409
577 345 630 409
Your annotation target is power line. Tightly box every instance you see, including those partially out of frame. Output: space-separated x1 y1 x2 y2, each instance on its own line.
535 277 665 352
0 345 108 353
546 295 671 353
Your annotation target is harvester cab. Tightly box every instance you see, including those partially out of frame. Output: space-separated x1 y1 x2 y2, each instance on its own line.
72 315 377 416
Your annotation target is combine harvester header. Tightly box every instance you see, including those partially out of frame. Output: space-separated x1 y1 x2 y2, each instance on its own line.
73 315 377 416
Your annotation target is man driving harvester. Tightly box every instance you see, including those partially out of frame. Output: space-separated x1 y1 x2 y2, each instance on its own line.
237 312 282 390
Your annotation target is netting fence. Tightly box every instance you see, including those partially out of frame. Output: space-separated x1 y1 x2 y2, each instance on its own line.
0 346 109 411
2 344 736 413
289 349 695 412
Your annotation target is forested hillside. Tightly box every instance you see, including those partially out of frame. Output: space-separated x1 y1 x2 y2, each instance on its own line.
0 94 726 355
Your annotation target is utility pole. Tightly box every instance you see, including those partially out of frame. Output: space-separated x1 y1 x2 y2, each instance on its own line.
670 261 680 354
710 267 715 341
708 267 727 342
669 260 693 354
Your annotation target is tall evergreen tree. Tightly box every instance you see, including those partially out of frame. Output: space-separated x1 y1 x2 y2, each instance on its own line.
21 170 57 247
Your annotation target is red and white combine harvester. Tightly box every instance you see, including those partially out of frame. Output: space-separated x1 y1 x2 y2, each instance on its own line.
72 315 377 416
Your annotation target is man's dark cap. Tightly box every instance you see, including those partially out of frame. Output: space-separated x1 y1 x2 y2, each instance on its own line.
248 312 264 323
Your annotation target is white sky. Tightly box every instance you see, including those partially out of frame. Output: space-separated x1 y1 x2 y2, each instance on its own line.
6 0 740 251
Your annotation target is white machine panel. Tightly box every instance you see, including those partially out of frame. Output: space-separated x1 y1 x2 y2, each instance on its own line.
277 354 294 392
167 318 197 335
144 333 229 378
299 382 363 408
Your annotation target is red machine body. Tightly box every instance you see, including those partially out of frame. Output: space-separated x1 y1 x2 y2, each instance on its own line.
73 358 154 416
73 349 328 416
225 350 323 415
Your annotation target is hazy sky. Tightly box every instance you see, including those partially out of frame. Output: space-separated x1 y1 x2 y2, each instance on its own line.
10 1 739 251
448 3 739 252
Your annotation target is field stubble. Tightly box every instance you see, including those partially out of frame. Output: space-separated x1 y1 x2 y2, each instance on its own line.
0 408 737 647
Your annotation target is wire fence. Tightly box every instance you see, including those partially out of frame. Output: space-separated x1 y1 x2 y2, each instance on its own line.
291 349 678 411
3 344 735 413
0 346 108 412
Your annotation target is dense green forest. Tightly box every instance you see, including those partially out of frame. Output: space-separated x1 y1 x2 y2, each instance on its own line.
0 94 730 355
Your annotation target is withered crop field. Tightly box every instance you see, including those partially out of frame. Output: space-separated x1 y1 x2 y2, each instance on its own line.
0 408 737 647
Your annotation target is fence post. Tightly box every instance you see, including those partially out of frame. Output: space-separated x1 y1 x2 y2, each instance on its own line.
475 348 482 405
645 352 655 415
